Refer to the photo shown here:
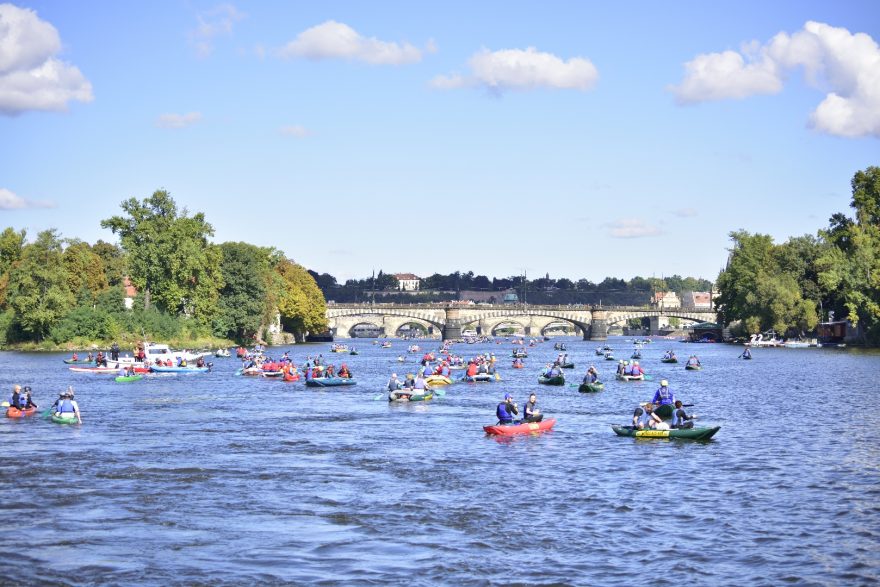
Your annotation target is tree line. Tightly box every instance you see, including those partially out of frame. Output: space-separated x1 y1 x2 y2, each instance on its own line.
716 166 880 344
309 270 713 306
0 190 327 348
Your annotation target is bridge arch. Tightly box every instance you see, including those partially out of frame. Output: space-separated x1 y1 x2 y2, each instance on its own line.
605 311 714 326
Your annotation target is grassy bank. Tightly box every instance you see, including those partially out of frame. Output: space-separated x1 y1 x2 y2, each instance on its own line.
2 334 236 353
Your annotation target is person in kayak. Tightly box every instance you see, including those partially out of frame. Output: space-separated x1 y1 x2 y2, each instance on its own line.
387 373 402 391
338 364 352 379
630 361 643 377
522 393 543 423
687 355 701 367
402 374 415 390
671 400 696 429
413 370 428 392
616 360 625 376
22 387 37 410
583 365 600 384
496 393 519 425
651 380 675 406
740 348 752 359
9 385 24 409
53 388 82 424
632 402 664 430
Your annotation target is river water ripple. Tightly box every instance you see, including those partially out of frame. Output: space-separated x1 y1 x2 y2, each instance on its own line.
1 337 878 585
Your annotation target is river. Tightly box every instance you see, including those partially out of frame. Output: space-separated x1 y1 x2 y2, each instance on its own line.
1 336 878 586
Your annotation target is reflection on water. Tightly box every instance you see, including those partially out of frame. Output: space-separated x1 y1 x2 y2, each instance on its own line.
1 337 879 585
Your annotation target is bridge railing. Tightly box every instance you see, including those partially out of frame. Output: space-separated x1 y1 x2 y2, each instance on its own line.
327 302 714 312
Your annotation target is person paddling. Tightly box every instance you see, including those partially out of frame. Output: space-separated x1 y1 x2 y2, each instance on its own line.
651 380 675 406
522 393 543 423
496 393 519 425
53 387 82 424
671 400 696 429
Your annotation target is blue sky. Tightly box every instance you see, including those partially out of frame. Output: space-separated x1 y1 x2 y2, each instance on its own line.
1 1 878 283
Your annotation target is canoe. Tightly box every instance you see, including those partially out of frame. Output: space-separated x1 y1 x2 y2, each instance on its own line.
604 355 615 361
631 353 642 359
595 349 605 356
305 377 357 387
464 374 495 383
578 382 604 393
51 413 79 425
484 418 556 436
616 374 644 382
6 406 37 418
559 362 575 369
611 425 720 440
661 358 678 363
69 367 118 374
261 371 284 378
538 375 565 386
424 375 452 386
512 363 524 369
63 358 94 364
389 391 433 402
150 366 210 374
115 375 143 383
685 364 702 371
350 350 359 355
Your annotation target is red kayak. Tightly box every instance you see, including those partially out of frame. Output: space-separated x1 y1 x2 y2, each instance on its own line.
483 418 556 436
6 406 37 418
512 363 524 369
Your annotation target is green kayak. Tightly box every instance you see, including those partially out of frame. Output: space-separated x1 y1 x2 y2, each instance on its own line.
559 362 575 369
661 358 678 363
611 424 719 440
578 382 604 393
388 391 433 402
685 364 702 370
115 375 143 383
51 413 79 425
538 375 565 386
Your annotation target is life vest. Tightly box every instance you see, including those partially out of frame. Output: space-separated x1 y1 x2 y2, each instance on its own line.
466 364 477 377
58 399 75 414
654 387 674 405
413 377 427 390
12 393 25 409
672 408 688 427
496 402 514 423
624 365 633 376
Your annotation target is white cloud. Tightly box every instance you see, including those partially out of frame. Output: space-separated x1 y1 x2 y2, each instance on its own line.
279 125 311 138
280 20 423 65
670 21 880 138
0 188 53 209
607 219 662 239
155 112 202 129
189 3 244 58
0 3 93 116
431 47 598 93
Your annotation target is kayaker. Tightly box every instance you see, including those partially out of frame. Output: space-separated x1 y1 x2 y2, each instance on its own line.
9 385 25 409
413 371 428 392
387 373 402 391
338 364 352 379
632 402 663 430
583 366 600 384
671 400 696 429
631 361 643 377
71 352 79 361
616 360 625 376
196 357 206 368
54 388 82 424
22 387 37 410
496 393 519 425
687 355 701 367
651 380 675 406
740 348 752 359
522 393 543 423
402 374 415 390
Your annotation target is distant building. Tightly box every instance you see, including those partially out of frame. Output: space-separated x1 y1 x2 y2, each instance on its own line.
681 291 712 310
123 276 137 310
459 290 499 304
652 291 681 309
393 273 420 291
502 291 519 304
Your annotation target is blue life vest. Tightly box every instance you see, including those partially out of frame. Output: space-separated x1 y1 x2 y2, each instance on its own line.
672 408 687 427
624 365 633 376
58 399 75 413
496 402 514 423
13 393 25 409
653 387 674 405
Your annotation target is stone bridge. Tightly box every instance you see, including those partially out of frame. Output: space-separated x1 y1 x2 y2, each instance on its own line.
326 304 716 341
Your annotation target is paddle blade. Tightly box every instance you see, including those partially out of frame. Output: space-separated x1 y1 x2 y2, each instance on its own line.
433 388 446 397
373 393 386 401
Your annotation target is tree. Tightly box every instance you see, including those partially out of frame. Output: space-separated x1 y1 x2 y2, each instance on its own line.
92 240 127 287
0 227 26 277
274 258 327 340
63 240 108 304
101 190 223 321
6 229 74 341
214 242 274 341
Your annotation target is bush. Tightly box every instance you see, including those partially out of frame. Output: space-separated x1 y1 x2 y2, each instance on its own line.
50 307 120 344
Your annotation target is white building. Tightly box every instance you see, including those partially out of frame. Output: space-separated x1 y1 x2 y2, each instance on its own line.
652 291 681 309
394 273 420 291
681 291 713 310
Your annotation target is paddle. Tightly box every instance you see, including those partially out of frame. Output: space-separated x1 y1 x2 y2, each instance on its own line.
234 368 243 376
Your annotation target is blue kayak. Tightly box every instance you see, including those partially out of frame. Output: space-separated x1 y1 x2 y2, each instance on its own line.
305 377 356 387
150 365 210 374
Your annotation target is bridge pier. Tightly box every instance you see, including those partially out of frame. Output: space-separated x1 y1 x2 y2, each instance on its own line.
587 310 608 341
442 307 463 341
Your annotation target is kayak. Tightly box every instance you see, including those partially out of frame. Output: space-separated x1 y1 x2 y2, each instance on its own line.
616 374 644 381
484 418 556 436
62 358 94 364
512 363 524 369
611 425 720 440
559 362 575 369
114 375 143 383
424 375 452 386
604 355 615 361
150 365 210 374
631 353 642 359
685 364 702 371
595 349 605 356
6 406 37 418
261 371 284 378
578 382 604 393
464 374 495 383
69 367 118 374
661 358 678 363
283 373 300 382
512 352 528 358
51 413 79 425
538 375 565 386
389 391 433 402
350 350 359 355
305 377 357 387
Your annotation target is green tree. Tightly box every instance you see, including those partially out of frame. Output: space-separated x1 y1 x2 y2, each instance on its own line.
274 258 327 340
63 240 108 304
6 229 74 341
101 190 223 321
0 227 26 276
214 242 274 341
92 240 127 287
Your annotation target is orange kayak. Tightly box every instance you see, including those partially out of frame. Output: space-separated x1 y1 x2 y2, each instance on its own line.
6 406 37 418
483 418 556 436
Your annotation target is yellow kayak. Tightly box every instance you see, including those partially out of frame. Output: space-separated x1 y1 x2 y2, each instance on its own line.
424 375 452 386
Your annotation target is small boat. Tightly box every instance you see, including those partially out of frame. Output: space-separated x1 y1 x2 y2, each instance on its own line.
604 354 615 361
283 373 300 382
538 375 565 386
512 362 524 369
62 358 95 364
484 418 556 436
741 355 752 360
115 375 143 383
381 342 392 348
349 350 359 355
631 352 642 360
389 391 433 402
424 375 452 386
616 374 644 382
661 357 678 364
685 364 702 371
150 365 210 374
578 382 604 393
51 413 79 425
6 406 37 418
464 374 495 383
611 425 720 440
215 348 231 358
594 348 605 356
559 362 575 369
261 371 284 378
305 377 357 387
69 366 118 374
512 351 528 358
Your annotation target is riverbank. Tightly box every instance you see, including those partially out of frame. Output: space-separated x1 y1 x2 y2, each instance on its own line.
0 334 235 353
